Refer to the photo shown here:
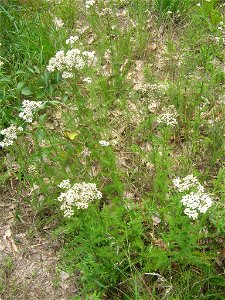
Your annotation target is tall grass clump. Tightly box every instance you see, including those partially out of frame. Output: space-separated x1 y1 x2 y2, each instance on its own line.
152 0 192 19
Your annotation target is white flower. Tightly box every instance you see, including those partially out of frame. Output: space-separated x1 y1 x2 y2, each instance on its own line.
58 179 71 189
99 140 109 147
181 191 212 219
214 37 221 43
0 60 3 67
66 35 79 45
47 50 65 72
0 125 23 148
196 3 201 7
172 178 181 189
172 174 203 192
47 48 88 73
53 17 64 29
83 77 92 84
157 105 178 127
62 71 73 79
57 181 102 217
198 193 212 213
184 208 199 220
181 192 201 210
173 174 213 220
47 45 97 78
85 0 96 9
18 100 43 123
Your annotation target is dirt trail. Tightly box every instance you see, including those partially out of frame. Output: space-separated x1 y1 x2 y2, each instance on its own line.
0 187 77 300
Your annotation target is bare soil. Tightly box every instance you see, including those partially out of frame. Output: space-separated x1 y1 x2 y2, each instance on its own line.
0 186 77 300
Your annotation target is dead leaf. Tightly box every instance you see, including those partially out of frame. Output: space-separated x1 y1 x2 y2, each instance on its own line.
150 232 167 250
60 271 70 281
149 43 157 51
152 215 161 226
88 35 95 45
120 59 129 72
3 228 18 256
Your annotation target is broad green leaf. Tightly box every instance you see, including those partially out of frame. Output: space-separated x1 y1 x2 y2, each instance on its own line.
21 87 33 96
17 81 25 90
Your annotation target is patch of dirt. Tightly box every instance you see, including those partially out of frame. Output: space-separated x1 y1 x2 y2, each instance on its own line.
0 187 78 300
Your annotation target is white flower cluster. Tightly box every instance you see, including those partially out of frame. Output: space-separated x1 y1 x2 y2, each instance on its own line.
173 175 212 220
157 105 178 127
0 125 23 148
57 180 102 217
66 35 79 45
53 17 64 29
85 0 96 9
173 174 204 192
99 140 109 147
47 48 97 79
18 100 43 123
58 179 71 189
62 71 73 79
83 77 92 84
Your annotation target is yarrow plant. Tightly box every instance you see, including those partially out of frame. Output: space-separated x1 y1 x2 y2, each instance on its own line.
85 0 96 9
83 77 92 84
18 100 43 123
66 35 79 45
47 47 97 79
157 105 178 127
57 180 102 217
0 125 23 148
173 174 204 192
61 71 74 79
173 175 213 220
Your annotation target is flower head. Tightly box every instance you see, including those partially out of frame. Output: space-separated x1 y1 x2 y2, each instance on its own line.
172 174 204 193
18 100 43 123
157 105 178 127
173 174 212 220
62 71 73 79
83 77 92 84
99 140 109 147
85 0 96 9
0 125 23 148
66 35 79 45
57 181 102 217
